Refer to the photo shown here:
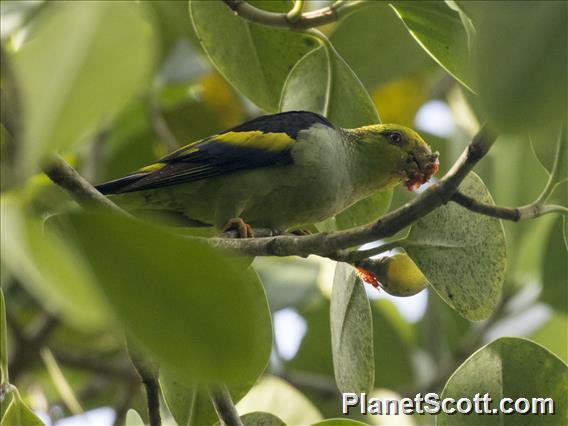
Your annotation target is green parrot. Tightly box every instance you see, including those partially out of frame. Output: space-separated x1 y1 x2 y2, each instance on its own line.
96 111 438 236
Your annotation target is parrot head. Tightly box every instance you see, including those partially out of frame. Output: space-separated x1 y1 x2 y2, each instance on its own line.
350 124 439 191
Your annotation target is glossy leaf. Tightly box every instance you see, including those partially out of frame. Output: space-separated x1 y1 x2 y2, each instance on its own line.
438 337 568 425
67 212 272 385
11 1 155 178
236 376 322 425
330 263 374 394
540 218 568 312
281 46 379 128
281 45 391 229
0 388 44 426
405 173 507 320
0 198 110 330
390 1 473 91
189 0 316 112
471 1 567 133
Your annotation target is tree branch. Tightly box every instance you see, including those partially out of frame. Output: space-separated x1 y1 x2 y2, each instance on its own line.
43 155 128 216
222 0 370 30
209 384 243 426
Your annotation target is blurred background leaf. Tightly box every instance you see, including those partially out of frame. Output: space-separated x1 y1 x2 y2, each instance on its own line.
469 1 567 134
11 1 155 180
65 212 272 386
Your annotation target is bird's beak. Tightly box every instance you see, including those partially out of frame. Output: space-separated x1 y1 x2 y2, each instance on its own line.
404 151 439 191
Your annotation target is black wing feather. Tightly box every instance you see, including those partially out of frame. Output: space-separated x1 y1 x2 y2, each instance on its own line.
95 111 333 194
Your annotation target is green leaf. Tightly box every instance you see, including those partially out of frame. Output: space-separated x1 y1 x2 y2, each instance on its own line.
125 409 145 426
236 376 322 425
189 0 316 112
161 368 255 426
334 191 393 231
0 289 7 385
471 1 567 133
0 387 44 426
438 337 568 425
0 197 110 330
389 1 473 91
311 420 367 426
531 314 568 364
540 218 568 312
253 257 319 312
330 2 431 90
330 263 374 394
405 173 507 320
160 368 194 426
280 45 379 128
281 44 391 229
370 300 415 389
12 1 155 179
66 212 272 385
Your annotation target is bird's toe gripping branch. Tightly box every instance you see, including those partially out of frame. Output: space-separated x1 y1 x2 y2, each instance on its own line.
222 217 255 238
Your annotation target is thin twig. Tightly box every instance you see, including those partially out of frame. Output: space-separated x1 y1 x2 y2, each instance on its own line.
209 384 243 426
222 0 370 29
452 192 568 221
128 342 161 426
142 377 161 426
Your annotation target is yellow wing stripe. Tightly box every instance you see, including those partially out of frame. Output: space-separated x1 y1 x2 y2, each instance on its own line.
139 163 166 173
214 131 294 151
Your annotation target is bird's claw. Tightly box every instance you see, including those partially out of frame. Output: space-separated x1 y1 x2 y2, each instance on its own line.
222 218 255 238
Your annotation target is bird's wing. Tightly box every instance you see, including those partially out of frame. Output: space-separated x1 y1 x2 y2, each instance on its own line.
95 111 334 194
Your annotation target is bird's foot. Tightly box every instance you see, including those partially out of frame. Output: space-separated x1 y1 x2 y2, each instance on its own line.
222 217 255 238
291 229 312 236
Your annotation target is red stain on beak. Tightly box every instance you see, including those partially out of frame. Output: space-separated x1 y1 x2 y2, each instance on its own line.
405 155 439 191
356 267 380 290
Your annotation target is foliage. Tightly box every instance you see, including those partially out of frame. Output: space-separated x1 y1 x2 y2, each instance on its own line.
0 1 566 425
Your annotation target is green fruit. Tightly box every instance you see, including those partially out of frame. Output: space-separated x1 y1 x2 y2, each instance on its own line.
374 253 429 297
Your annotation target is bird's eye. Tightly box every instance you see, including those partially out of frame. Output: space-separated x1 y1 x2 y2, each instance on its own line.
389 132 402 145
